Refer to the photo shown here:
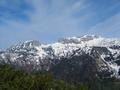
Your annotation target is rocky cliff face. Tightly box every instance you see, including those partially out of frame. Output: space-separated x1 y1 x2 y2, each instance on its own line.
0 35 120 80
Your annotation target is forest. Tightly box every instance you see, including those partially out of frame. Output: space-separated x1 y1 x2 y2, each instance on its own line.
0 65 120 90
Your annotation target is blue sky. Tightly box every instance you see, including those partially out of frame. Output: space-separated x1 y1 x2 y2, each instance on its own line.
0 0 120 49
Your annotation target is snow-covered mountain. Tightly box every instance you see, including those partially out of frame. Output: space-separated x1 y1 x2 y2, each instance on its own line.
1 35 120 79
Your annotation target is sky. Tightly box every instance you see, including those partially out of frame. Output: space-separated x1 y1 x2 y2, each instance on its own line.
0 0 120 49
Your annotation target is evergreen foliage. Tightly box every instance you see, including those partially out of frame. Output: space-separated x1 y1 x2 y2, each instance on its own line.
0 65 120 90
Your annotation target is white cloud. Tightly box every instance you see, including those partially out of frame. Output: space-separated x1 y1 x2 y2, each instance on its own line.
2 0 120 48
89 12 120 37
1 0 92 34
0 0 94 49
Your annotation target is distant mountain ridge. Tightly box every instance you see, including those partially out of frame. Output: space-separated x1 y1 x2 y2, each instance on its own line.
1 35 120 80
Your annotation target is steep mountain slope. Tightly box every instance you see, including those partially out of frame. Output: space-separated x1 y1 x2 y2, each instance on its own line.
0 35 120 79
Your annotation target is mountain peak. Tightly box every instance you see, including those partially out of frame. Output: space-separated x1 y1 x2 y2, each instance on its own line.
24 40 41 46
1 35 120 78
58 35 101 44
80 34 100 39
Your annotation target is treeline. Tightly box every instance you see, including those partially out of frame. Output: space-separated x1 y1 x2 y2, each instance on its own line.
0 65 120 90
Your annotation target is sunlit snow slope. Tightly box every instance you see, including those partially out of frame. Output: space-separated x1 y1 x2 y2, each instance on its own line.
1 35 120 78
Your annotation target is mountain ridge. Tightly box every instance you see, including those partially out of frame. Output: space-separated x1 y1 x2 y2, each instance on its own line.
1 35 120 80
